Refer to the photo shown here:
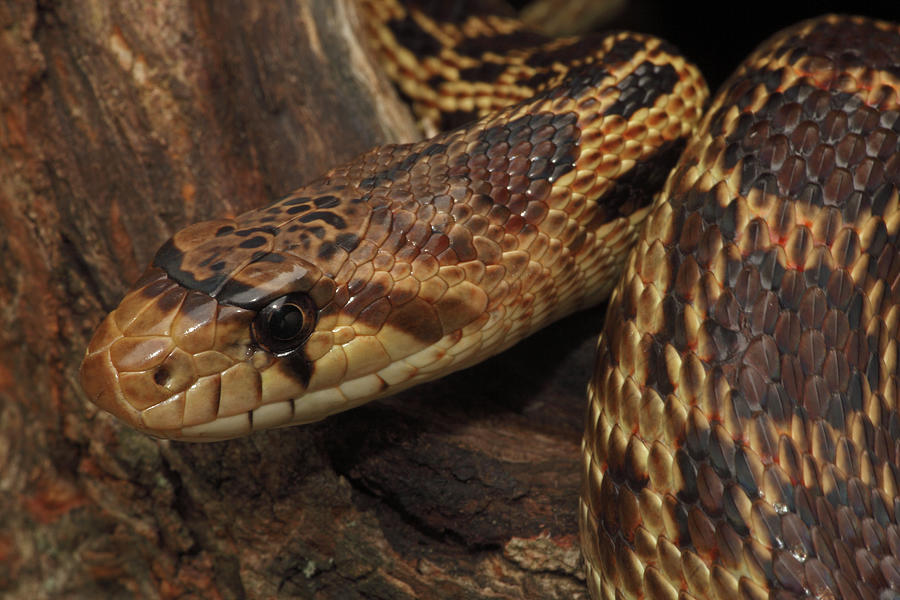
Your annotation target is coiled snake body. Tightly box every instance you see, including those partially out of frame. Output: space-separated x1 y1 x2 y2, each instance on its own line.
79 2 900 598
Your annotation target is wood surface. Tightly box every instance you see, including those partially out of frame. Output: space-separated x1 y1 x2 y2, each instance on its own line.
0 1 593 597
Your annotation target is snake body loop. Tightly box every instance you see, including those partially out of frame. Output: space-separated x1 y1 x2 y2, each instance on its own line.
78 2 900 598
583 15 900 600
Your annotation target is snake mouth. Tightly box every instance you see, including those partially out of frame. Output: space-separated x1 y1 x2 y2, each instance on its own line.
79 316 385 440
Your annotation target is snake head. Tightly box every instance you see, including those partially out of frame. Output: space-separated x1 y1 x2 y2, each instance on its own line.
79 187 490 441
80 214 367 441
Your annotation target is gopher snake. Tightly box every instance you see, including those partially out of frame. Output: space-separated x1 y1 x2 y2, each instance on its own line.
80 2 900 598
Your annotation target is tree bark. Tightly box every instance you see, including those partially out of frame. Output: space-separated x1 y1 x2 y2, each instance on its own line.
0 1 591 598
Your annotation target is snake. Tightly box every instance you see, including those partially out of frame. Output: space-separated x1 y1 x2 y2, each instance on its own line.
77 1 900 598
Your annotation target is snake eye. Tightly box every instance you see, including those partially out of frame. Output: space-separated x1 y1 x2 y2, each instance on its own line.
252 293 317 354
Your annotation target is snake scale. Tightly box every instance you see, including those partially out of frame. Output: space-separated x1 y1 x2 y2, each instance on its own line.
78 1 900 598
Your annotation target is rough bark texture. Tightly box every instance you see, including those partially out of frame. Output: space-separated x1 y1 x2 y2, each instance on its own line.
0 1 591 598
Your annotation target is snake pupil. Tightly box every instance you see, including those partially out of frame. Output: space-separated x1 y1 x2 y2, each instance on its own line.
268 304 303 340
253 293 317 354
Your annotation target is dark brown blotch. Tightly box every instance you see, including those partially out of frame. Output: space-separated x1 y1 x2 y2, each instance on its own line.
606 62 679 118
286 204 312 215
298 211 347 229
238 236 267 249
386 298 443 345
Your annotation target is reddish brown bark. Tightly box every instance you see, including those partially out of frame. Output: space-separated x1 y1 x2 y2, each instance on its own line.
0 1 590 598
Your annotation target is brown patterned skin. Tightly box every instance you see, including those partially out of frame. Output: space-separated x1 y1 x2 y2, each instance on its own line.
79 1 706 440
582 15 900 600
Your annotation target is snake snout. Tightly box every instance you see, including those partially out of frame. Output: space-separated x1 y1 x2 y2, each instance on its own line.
80 320 201 434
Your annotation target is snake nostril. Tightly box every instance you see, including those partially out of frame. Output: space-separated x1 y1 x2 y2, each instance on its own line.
153 366 170 387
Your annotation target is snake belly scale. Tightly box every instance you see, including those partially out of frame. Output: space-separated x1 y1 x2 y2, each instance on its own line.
77 1 900 598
